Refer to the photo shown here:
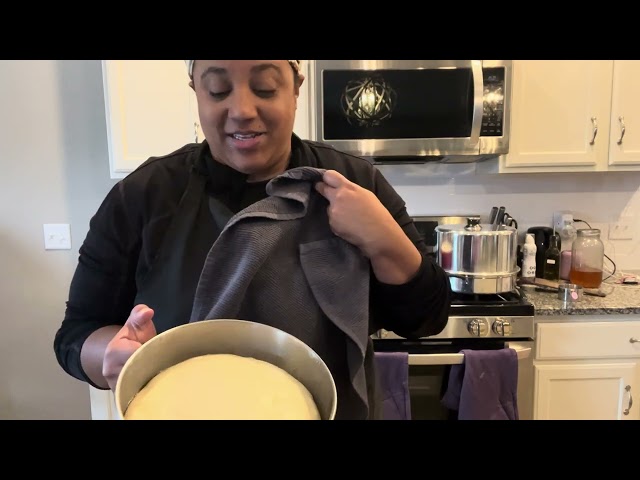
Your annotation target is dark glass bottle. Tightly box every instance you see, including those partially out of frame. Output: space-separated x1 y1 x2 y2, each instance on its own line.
543 234 561 281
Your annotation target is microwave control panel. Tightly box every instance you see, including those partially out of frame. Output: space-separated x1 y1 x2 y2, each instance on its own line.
481 67 505 137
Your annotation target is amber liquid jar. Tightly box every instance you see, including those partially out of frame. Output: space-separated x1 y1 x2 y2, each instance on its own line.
569 229 604 288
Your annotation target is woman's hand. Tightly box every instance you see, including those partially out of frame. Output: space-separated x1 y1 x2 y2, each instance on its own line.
102 304 157 391
315 170 397 257
314 170 422 285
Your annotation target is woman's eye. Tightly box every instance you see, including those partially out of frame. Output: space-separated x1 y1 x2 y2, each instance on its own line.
209 91 230 99
255 89 276 98
207 89 276 99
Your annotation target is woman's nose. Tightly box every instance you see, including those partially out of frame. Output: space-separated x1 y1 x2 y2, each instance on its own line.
227 87 257 121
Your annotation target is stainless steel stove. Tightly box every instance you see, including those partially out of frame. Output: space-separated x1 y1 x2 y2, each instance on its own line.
371 215 536 420
374 214 535 346
374 288 535 346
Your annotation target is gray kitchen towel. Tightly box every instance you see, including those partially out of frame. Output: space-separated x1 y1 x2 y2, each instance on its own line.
374 352 411 420
190 166 372 418
441 348 519 420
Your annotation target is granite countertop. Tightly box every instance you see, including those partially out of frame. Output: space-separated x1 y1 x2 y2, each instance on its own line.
521 282 640 316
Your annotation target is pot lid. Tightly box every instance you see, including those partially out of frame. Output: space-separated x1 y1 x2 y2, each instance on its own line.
435 216 517 234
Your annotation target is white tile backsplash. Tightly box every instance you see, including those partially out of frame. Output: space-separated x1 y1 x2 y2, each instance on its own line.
376 162 640 274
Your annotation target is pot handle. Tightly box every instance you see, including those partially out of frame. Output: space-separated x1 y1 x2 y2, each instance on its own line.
464 216 482 231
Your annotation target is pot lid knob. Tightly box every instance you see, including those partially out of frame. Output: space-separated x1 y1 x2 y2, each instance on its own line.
465 216 482 231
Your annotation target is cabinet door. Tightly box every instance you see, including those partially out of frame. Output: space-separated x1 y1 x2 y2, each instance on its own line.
608 60 640 168
293 60 312 140
534 362 639 420
102 60 197 179
496 60 613 173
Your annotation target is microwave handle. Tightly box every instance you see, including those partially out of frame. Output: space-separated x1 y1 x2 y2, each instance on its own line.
408 345 531 366
469 60 484 145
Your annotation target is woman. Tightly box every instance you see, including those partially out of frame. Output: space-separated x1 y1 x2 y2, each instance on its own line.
54 60 451 420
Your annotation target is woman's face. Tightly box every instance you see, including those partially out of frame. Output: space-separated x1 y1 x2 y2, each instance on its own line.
191 60 303 182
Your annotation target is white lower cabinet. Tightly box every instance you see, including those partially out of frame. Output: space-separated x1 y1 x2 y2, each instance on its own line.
533 319 640 420
89 386 120 420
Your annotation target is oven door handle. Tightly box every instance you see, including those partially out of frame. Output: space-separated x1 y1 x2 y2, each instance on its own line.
408 345 531 366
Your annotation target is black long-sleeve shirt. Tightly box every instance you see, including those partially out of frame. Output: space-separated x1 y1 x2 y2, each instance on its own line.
54 135 451 389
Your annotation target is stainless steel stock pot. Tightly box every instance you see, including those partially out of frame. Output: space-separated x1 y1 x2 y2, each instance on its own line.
435 216 519 294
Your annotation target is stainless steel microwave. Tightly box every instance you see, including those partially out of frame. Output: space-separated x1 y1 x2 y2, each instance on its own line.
309 60 512 164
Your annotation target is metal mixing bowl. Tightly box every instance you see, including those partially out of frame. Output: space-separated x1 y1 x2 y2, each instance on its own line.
115 319 337 420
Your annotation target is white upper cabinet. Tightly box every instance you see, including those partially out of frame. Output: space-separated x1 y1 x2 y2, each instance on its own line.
505 61 612 172
293 60 313 141
102 60 313 179
102 60 198 179
478 60 640 174
608 60 640 168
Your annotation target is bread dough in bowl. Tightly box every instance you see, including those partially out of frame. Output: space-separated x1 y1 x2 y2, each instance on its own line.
124 354 321 420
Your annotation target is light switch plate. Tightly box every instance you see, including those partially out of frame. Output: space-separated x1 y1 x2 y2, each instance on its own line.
43 223 72 250
609 217 634 241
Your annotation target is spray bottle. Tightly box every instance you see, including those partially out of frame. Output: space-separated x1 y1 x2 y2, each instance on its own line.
521 233 537 283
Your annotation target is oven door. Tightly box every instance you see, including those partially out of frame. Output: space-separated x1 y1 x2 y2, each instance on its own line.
376 340 533 420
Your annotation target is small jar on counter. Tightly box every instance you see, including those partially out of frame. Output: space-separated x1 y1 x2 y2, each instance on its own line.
569 229 604 289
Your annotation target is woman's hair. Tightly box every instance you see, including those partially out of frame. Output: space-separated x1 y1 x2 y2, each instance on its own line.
185 60 302 79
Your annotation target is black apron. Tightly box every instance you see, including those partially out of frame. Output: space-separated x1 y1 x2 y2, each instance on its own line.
133 169 233 334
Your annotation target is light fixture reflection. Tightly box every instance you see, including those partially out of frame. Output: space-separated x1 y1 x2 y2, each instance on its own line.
340 75 397 127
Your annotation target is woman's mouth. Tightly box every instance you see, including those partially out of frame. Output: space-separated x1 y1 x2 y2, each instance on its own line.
232 133 261 140
228 132 264 150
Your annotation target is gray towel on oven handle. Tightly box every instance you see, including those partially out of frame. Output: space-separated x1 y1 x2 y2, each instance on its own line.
441 348 519 420
189 166 372 417
374 351 411 420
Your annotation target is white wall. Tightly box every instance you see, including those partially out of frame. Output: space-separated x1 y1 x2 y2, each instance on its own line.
0 60 118 419
377 162 640 274
1 60 639 419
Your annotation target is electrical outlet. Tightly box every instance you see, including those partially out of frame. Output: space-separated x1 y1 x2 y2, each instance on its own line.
553 210 574 231
609 218 634 240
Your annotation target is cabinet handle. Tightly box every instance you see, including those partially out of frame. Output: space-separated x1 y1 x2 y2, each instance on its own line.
630 338 639 343
589 117 598 145
623 385 633 416
194 122 200 143
617 116 626 145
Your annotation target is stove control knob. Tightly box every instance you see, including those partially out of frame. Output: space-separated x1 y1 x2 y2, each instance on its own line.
492 319 512 336
468 318 489 337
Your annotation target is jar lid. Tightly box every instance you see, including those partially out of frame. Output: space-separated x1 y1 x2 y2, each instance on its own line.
576 228 601 237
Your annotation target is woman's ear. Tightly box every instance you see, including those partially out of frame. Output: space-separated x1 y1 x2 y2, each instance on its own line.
294 74 305 97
